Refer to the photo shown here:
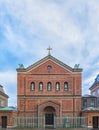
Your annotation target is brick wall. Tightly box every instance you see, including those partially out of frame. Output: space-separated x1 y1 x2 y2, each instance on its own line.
17 57 82 117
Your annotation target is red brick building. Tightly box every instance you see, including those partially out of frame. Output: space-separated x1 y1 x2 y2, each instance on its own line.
81 94 99 128
0 107 17 128
81 107 99 128
16 54 82 125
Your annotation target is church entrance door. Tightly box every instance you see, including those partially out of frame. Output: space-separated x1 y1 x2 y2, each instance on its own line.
45 113 54 125
44 106 55 127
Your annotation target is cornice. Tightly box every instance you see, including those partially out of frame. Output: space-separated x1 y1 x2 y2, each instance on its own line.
0 91 9 98
17 95 81 98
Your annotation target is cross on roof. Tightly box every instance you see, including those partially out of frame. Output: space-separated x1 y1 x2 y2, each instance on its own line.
47 46 52 55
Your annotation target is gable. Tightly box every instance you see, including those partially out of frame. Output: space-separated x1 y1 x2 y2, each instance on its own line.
16 55 82 74
29 59 72 74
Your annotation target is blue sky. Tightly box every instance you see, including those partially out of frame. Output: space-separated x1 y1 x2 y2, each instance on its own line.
0 0 99 106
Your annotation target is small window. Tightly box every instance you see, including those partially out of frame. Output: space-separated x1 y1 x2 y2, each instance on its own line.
47 65 52 70
0 100 4 107
47 82 52 91
90 99 95 107
56 82 60 91
39 82 43 91
31 82 35 91
83 99 87 108
92 92 95 96
98 89 99 94
64 82 68 91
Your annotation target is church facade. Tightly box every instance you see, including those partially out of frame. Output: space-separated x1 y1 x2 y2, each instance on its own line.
16 53 82 125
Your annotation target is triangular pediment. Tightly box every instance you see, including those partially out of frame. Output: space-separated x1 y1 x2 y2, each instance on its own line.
16 55 82 74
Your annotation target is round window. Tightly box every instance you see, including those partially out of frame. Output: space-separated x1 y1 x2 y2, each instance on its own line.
47 65 52 70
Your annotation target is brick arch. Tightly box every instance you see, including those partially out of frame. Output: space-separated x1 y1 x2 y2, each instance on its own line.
38 100 60 117
44 106 56 116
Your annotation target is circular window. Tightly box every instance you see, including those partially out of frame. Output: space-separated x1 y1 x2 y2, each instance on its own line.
47 65 52 70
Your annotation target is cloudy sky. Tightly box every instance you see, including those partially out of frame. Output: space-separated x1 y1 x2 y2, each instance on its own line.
0 0 99 106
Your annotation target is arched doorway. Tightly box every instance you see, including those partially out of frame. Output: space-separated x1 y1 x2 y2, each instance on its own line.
44 106 55 127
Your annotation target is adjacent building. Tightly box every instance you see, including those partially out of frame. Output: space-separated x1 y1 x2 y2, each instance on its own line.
89 74 99 97
0 85 17 128
82 94 97 109
81 74 99 128
0 107 17 128
89 74 99 107
0 85 9 108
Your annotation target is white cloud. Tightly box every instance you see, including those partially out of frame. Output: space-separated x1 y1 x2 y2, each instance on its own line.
0 71 17 106
0 70 16 86
1 0 84 44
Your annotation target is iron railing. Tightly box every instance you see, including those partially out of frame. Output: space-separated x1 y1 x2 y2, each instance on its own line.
12 116 87 129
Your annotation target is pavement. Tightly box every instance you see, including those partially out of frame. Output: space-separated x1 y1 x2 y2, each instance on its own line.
0 128 98 130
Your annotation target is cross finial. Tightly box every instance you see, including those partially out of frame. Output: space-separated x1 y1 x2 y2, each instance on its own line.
47 46 52 55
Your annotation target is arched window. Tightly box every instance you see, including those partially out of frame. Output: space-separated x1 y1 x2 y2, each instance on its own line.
55 82 60 91
47 82 52 91
31 82 35 91
39 82 43 91
64 82 68 91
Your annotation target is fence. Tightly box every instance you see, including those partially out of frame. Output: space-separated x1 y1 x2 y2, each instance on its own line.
12 117 45 128
54 116 87 128
12 116 87 129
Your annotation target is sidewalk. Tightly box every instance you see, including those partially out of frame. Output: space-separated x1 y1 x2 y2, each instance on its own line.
0 128 98 130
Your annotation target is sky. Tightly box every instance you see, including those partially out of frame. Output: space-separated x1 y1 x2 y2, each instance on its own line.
0 0 99 106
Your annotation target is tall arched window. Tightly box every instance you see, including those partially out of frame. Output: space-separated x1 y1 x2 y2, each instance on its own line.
55 82 60 91
47 82 52 91
39 82 43 91
31 82 35 91
64 82 68 91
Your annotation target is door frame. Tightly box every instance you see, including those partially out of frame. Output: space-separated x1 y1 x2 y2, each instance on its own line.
45 113 54 125
1 116 7 128
93 116 98 128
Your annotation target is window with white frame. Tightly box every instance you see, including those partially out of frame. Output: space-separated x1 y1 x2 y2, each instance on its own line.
39 82 43 91
47 82 52 91
31 82 35 91
64 82 68 91
90 99 95 107
55 82 60 91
